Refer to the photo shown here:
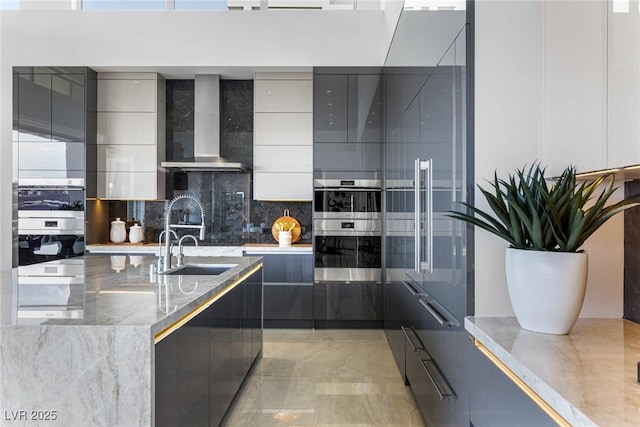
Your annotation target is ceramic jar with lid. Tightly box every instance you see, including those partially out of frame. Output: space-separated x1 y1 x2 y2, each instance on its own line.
129 223 143 244
110 218 126 243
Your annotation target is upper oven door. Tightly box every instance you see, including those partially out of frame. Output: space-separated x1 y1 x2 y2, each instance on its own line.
314 180 382 219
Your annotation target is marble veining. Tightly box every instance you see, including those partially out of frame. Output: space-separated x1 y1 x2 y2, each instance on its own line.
0 254 261 426
466 317 640 427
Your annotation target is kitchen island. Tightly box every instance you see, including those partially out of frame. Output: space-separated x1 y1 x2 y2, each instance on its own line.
0 254 263 427
466 317 640 427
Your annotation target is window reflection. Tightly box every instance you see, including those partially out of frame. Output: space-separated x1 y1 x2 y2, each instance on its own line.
175 0 227 10
82 0 166 10
0 0 19 10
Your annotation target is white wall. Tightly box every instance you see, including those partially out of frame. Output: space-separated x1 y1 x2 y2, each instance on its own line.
475 0 624 318
0 9 388 270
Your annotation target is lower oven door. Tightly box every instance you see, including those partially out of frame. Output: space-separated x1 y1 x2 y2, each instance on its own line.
314 231 381 283
16 259 85 323
18 234 85 266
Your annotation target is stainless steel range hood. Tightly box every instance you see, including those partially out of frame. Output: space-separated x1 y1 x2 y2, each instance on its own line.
161 74 249 172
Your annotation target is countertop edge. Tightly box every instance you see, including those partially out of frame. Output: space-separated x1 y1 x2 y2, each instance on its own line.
150 256 263 337
464 317 597 427
86 243 312 255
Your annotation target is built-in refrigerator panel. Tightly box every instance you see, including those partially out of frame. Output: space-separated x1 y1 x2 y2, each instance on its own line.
383 17 470 426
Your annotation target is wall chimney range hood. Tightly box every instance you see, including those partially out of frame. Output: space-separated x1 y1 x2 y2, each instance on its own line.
161 74 249 172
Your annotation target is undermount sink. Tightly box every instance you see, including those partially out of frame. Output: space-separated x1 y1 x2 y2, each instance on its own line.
161 264 237 276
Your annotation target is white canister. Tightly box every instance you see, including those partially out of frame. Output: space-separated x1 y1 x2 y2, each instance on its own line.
110 218 126 243
279 230 292 248
129 223 143 244
110 255 126 272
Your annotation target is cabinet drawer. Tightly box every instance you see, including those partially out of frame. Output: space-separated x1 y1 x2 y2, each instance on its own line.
253 172 312 201
314 282 382 321
97 79 156 112
97 112 156 145
97 171 157 199
254 80 313 112
97 145 157 172
264 284 313 320
255 253 313 283
19 142 85 171
255 112 313 146
254 145 312 173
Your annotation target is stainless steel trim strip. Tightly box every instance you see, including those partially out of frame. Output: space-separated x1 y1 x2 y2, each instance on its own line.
314 179 381 189
18 210 85 219
18 178 85 187
314 268 381 283
415 158 421 273
314 212 382 220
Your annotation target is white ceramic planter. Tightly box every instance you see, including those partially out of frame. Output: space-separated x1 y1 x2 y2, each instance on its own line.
505 248 588 335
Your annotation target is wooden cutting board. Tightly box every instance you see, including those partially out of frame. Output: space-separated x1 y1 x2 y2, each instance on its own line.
271 209 302 243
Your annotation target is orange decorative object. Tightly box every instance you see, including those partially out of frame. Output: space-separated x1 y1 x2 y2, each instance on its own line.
271 209 302 243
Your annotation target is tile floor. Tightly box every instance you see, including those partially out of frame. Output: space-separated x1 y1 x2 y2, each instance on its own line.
224 329 424 426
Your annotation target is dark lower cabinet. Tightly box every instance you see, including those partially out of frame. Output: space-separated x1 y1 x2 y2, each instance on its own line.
314 282 382 327
155 332 178 427
467 339 556 427
244 252 312 328
178 309 211 426
209 285 232 427
263 284 313 323
155 267 263 427
383 282 407 382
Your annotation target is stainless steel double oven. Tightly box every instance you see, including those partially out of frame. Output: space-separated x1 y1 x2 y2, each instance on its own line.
18 182 85 267
314 179 382 283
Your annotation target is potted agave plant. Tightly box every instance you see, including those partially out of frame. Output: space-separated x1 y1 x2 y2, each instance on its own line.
448 164 640 334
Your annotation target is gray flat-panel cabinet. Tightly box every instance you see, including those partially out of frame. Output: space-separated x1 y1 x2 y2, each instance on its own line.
16 73 52 142
347 74 383 144
314 74 348 143
314 73 383 173
245 252 312 327
155 268 263 427
13 68 96 186
467 339 556 427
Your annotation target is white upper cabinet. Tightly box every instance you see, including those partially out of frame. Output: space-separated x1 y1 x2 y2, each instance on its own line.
540 0 608 176
254 113 313 145
607 3 640 168
96 72 165 200
97 79 157 112
253 72 313 201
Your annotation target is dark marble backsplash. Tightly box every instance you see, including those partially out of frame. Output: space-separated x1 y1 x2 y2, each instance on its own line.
624 180 640 323
94 79 311 245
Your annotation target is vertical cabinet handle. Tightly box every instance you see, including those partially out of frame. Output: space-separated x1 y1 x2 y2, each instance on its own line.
414 158 421 273
415 158 434 273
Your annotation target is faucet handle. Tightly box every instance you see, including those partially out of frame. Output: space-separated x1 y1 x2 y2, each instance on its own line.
176 253 184 267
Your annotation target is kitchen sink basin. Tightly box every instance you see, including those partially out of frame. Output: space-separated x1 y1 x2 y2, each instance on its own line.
161 264 237 276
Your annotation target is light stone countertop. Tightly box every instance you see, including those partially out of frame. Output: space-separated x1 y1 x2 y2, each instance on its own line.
86 242 312 256
465 316 640 427
0 254 263 426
